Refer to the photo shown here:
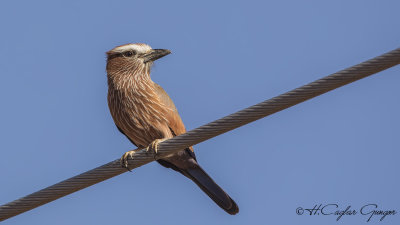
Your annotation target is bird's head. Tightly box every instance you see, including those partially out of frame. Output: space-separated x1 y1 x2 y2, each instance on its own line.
106 43 171 78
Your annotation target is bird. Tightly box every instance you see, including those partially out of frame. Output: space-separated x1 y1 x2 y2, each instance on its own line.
106 43 238 215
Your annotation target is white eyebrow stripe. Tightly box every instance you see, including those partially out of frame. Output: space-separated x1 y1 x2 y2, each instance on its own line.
110 44 152 54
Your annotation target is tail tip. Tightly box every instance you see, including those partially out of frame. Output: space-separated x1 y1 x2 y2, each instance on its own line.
225 198 239 215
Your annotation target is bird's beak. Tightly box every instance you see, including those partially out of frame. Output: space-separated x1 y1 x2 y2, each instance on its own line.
143 49 171 63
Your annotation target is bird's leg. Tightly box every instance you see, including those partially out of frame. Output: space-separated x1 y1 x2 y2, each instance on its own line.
120 148 140 171
120 138 167 170
146 138 168 160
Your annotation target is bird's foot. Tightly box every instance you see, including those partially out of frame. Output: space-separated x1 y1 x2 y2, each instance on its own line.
120 148 140 171
146 138 167 159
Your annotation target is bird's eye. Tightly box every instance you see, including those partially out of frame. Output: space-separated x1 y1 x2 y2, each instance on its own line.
123 51 136 57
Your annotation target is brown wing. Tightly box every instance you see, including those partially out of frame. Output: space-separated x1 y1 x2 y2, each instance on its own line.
153 83 186 136
153 83 194 154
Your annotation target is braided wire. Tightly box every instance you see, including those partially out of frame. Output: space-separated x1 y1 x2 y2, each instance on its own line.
1 48 399 221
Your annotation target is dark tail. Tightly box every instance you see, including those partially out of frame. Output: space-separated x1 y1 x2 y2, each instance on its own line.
180 165 239 215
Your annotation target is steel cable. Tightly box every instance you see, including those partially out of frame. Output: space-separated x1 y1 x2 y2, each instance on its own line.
1 47 399 221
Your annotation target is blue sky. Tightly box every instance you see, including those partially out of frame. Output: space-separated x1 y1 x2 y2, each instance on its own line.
0 0 399 224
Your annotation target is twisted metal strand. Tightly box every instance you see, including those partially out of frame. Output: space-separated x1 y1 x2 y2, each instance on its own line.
1 47 399 221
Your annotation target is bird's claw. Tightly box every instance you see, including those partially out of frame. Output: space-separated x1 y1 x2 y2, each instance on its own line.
120 149 139 171
146 138 167 159
120 139 166 170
